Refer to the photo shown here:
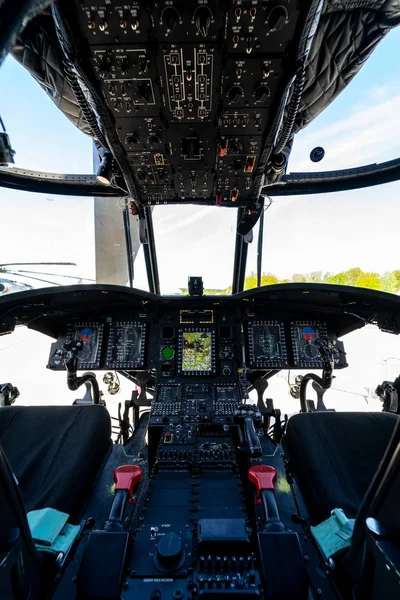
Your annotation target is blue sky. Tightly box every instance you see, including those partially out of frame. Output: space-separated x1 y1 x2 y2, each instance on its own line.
1 26 400 291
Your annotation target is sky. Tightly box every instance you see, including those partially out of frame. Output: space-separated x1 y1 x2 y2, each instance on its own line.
1 21 400 413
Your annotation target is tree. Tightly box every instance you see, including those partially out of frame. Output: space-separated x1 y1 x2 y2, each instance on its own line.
244 272 257 290
344 267 363 286
380 271 399 294
354 272 382 290
392 270 400 288
325 272 348 285
292 273 306 283
309 271 323 283
260 274 279 286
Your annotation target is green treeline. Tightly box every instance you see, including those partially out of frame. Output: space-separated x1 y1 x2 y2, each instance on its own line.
179 268 400 295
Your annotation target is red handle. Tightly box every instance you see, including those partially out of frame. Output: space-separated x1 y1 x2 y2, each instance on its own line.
114 465 143 498
248 465 277 496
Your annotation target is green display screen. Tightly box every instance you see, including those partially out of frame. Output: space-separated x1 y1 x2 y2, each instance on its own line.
182 332 212 372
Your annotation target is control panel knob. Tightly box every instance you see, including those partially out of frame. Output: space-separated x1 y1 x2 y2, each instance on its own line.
156 532 183 569
267 6 288 31
254 85 270 103
231 140 243 155
136 81 152 103
120 58 129 75
162 6 180 32
222 365 232 376
182 137 200 160
126 135 139 146
194 6 212 37
228 86 243 104
232 159 243 172
98 59 111 79
148 135 161 147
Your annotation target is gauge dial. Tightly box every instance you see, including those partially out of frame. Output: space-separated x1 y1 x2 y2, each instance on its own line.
291 321 328 368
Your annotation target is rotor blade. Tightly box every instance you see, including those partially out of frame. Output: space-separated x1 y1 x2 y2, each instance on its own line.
0 262 77 267
4 271 61 286
9 269 95 281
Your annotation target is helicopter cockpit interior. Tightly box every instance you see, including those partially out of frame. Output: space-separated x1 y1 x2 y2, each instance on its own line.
1 2 400 600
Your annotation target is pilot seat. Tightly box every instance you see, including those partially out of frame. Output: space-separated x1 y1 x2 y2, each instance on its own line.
0 404 112 518
282 411 399 524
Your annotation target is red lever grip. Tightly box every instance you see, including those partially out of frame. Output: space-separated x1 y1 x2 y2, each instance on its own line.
114 465 143 497
248 465 277 497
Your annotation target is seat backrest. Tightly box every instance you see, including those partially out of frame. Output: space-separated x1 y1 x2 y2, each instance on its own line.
347 415 400 560
0 444 44 599
344 417 400 598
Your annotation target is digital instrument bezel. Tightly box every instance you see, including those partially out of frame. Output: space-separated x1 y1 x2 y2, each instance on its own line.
66 322 104 369
178 328 216 375
106 321 146 369
247 320 288 368
291 320 328 368
180 309 214 324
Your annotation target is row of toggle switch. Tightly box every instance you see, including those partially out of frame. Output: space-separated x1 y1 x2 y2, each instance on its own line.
198 554 254 573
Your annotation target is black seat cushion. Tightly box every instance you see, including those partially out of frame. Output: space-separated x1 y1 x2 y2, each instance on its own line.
0 405 111 520
282 411 399 524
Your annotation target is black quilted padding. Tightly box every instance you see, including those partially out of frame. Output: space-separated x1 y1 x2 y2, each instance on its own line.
293 0 400 133
10 11 92 137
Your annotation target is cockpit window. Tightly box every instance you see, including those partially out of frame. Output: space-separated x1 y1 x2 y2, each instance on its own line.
245 28 400 294
0 57 150 294
152 206 237 295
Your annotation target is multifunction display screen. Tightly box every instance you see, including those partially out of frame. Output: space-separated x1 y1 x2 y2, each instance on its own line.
179 329 215 375
291 321 328 368
66 322 104 369
106 322 146 369
248 321 288 368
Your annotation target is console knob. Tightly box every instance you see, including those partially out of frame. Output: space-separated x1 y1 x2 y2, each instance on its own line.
254 85 270 103
136 81 152 103
126 135 139 146
231 140 243 155
156 532 183 569
228 86 243 104
267 6 288 31
162 7 180 32
99 61 110 79
120 58 129 75
194 6 212 37
222 366 232 376
148 135 161 147
232 159 243 172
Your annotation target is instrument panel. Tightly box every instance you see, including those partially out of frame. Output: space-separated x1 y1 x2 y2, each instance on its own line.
48 311 347 374
63 0 314 205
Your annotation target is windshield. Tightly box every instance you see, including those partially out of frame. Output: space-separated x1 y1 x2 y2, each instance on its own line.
244 27 400 293
1 28 400 295
152 205 237 294
0 56 149 293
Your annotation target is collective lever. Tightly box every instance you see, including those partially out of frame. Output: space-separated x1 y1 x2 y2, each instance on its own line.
104 465 143 531
248 465 285 531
